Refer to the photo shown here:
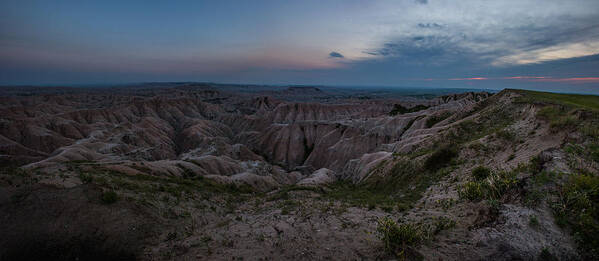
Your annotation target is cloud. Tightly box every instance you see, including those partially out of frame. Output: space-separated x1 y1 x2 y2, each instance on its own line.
415 0 428 4
328 51 344 58
417 23 443 29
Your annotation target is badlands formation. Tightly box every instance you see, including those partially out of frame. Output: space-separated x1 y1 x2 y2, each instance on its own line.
0 83 598 260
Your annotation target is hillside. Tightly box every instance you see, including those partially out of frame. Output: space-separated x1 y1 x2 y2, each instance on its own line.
0 86 598 260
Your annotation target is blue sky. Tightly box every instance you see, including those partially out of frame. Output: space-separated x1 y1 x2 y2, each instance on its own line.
1 0 599 93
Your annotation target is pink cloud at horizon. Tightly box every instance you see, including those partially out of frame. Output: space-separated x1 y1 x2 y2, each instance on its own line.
426 76 599 83
448 77 488 80
529 77 599 83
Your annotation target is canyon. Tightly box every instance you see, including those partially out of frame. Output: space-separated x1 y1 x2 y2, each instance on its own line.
1 83 598 260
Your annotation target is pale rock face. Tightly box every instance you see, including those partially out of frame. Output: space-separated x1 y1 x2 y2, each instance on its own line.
297 168 336 186
342 151 392 182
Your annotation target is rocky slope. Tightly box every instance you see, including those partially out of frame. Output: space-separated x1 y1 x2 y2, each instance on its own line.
1 84 597 260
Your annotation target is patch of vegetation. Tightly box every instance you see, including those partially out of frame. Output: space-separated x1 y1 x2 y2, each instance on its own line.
552 172 599 259
376 217 424 257
389 104 429 116
432 216 456 234
399 116 423 136
283 152 454 212
515 89 599 134
565 142 599 164
459 171 519 201
445 104 515 145
549 115 578 129
79 172 93 183
529 215 539 227
424 146 458 171
581 123 599 138
506 153 515 162
436 198 457 210
279 199 300 215
425 112 451 128
538 247 559 261
101 190 119 204
495 129 516 142
471 166 491 181
512 89 599 111
524 188 545 208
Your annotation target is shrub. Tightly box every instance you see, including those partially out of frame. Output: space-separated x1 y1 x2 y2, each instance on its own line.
101 191 118 204
79 173 93 183
376 217 423 255
590 144 599 163
432 216 456 234
424 146 457 171
459 181 484 200
459 171 518 201
472 166 491 181
529 215 539 227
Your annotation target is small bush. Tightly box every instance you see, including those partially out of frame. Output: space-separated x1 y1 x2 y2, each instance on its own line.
101 191 118 204
459 181 485 200
472 166 491 181
376 217 423 255
79 173 93 183
590 144 599 163
459 171 518 201
424 146 457 171
432 216 456 234
529 215 539 227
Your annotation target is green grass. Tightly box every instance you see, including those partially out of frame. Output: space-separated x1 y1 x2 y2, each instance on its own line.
552 173 599 259
376 217 425 257
459 171 519 201
512 89 599 111
512 89 599 136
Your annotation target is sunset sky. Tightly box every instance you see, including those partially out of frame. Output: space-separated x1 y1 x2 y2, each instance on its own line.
1 0 599 93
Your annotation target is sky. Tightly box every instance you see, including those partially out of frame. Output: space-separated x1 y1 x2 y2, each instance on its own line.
1 0 599 93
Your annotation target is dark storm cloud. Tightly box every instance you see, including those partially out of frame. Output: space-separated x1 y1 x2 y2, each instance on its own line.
329 51 344 58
